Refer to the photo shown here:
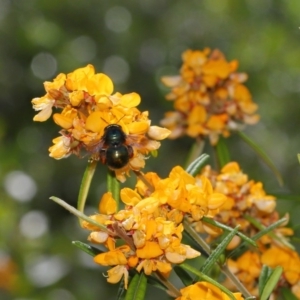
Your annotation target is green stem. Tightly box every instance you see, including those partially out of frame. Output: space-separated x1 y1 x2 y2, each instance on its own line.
77 160 97 226
107 170 120 210
183 218 211 255
154 271 181 298
221 264 254 299
133 170 154 193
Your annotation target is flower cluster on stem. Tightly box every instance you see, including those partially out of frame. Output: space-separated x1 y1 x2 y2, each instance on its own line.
82 166 227 290
161 48 259 145
198 162 300 299
32 64 170 181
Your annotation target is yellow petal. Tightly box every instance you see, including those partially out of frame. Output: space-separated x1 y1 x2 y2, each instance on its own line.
94 250 127 266
221 162 241 173
202 222 223 236
136 241 163 259
155 261 172 275
69 90 84 106
87 73 114 95
85 111 107 133
66 64 95 91
254 199 276 213
53 113 73 129
208 193 227 210
120 188 142 206
133 230 146 248
206 114 227 130
127 121 149 134
226 235 241 250
119 92 141 107
127 256 138 268
99 192 117 215
145 219 157 240
32 96 54 121
148 126 171 140
134 197 159 213
44 73 66 91
136 260 154 275
161 75 182 87
107 265 129 289
33 104 53 121
202 59 231 79
48 136 70 159
188 105 207 124
166 245 200 263
89 231 109 244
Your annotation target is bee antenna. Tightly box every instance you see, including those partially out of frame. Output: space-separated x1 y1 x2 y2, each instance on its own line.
116 114 126 124
100 117 109 125
101 114 126 125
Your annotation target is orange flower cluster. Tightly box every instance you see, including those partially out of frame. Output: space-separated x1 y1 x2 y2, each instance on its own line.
0 255 17 292
199 162 299 299
161 49 259 145
226 246 300 299
82 166 226 289
32 65 170 181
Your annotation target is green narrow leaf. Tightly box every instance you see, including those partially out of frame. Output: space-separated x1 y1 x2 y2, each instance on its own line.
298 154 300 164
238 131 283 186
179 263 236 300
258 265 271 296
185 153 210 176
117 279 126 300
281 287 298 300
77 160 98 226
245 215 294 249
260 266 283 300
50 196 108 231
201 226 240 274
229 217 289 258
174 266 193 286
72 241 103 257
125 273 147 300
244 216 288 241
202 217 257 248
107 169 120 209
185 139 205 168
215 136 231 168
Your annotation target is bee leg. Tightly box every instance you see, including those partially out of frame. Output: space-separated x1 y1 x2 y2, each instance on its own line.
100 149 107 164
127 145 134 159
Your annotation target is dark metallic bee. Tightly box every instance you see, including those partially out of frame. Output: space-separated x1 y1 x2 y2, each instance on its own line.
97 124 134 170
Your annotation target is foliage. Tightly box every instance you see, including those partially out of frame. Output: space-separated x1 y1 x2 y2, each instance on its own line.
0 1 300 300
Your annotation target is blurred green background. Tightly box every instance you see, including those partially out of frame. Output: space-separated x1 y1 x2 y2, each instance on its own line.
1 0 300 299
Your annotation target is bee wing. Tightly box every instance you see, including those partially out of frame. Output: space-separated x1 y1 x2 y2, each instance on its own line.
126 134 158 153
85 139 106 155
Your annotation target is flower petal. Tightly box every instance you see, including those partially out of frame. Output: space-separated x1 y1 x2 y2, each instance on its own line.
148 126 171 140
